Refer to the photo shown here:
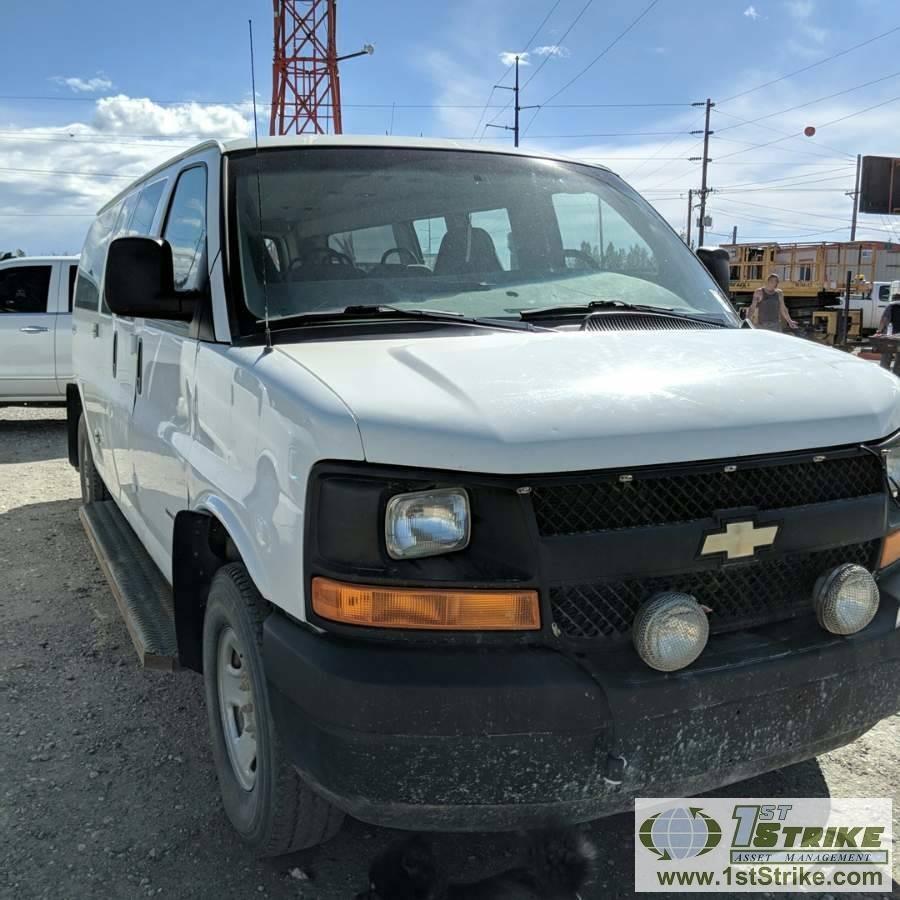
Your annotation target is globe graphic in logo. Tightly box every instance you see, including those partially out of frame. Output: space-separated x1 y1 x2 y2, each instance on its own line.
640 807 722 860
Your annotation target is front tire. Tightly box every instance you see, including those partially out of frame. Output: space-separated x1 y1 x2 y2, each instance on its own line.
202 563 344 856
77 413 109 504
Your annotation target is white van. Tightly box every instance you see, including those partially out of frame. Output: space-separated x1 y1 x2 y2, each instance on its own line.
0 255 78 404
68 136 900 856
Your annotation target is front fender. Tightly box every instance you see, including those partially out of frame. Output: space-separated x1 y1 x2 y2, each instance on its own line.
193 492 274 605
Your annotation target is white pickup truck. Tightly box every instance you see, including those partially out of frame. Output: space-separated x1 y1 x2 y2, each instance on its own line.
830 280 900 333
0 255 78 404
68 136 900 857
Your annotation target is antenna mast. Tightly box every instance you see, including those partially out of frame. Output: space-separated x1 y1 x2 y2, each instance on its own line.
249 20 272 352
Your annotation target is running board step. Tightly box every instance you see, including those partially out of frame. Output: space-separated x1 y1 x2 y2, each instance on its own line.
79 500 178 671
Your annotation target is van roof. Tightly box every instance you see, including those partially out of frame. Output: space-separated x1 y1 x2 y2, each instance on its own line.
99 134 611 214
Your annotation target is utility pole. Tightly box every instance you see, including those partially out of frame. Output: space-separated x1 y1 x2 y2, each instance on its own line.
685 189 693 248
487 55 538 147
849 153 861 241
691 98 715 245
731 225 737 244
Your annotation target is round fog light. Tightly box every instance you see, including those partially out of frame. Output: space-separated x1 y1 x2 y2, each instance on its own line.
632 592 709 672
812 564 879 635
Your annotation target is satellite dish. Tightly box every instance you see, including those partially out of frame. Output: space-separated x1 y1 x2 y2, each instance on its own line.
804 126 816 137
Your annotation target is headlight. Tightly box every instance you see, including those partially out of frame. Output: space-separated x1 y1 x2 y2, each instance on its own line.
385 488 470 560
632 592 709 672
885 445 900 497
812 564 879 635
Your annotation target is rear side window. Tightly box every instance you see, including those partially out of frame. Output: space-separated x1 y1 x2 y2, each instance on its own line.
67 265 77 312
130 180 166 236
163 167 207 292
328 225 396 264
0 265 52 314
553 192 657 275
470 208 512 270
75 202 120 312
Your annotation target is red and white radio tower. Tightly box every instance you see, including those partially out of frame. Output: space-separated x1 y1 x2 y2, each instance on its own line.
269 0 373 136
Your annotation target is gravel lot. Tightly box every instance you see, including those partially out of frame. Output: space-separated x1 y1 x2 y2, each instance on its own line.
0 406 897 899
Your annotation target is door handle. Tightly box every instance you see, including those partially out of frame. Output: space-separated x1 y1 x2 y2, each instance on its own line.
91 323 100 338
135 338 143 396
112 331 118 378
19 325 49 334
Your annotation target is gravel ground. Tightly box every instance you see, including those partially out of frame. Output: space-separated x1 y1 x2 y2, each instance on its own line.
0 406 897 899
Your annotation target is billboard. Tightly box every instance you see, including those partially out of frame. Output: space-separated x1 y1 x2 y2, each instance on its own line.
859 156 900 215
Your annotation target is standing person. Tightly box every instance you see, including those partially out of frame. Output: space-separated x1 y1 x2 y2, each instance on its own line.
748 273 798 333
874 290 900 374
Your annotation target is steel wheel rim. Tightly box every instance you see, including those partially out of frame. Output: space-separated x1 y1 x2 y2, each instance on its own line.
216 626 258 791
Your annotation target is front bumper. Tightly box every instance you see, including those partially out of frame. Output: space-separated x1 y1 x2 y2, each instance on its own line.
263 574 900 831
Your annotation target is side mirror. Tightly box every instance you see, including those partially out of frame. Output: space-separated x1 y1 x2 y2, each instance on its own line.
104 236 194 321
696 246 730 296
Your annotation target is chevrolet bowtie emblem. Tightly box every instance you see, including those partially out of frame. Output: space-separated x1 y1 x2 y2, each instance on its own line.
701 520 779 560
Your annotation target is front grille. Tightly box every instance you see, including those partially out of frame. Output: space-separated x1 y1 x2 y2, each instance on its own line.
550 541 879 640
533 454 884 536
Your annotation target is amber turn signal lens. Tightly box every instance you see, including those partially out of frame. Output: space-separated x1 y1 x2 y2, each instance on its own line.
879 530 900 570
311 577 540 631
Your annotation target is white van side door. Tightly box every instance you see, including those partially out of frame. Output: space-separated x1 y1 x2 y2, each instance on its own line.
73 200 124 490
0 260 58 398
126 163 209 578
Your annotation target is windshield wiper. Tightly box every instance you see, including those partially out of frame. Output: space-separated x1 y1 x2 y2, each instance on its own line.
518 299 728 327
271 304 545 332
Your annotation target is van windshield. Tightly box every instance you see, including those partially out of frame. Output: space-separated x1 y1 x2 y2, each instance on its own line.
228 146 738 331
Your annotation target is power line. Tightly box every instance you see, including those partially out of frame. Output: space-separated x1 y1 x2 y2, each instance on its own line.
636 139 705 187
470 0 565 138
0 165 136 179
528 130 690 138
0 95 693 110
716 69 900 136
711 124 853 163
482 0 596 137
524 0 663 133
714 195 859 223
720 25 900 103
0 133 196 149
0 212 95 217
714 168 856 190
619 118 705 179
716 92 900 162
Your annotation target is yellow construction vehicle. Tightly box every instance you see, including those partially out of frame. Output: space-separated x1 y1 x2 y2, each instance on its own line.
723 240 900 322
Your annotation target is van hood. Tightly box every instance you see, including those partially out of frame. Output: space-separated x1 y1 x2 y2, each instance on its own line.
276 328 900 474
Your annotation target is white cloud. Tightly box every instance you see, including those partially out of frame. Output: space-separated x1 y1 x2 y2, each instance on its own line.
0 95 252 254
51 75 113 93
743 6 761 20
92 95 251 138
534 44 570 58
498 50 529 66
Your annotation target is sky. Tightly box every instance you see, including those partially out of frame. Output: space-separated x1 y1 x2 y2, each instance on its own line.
1 0 899 255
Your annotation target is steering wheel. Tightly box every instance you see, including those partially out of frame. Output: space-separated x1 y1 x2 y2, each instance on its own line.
380 247 418 266
289 247 354 271
564 249 600 270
